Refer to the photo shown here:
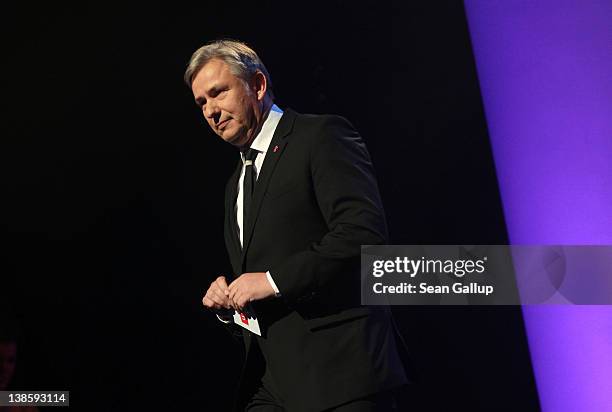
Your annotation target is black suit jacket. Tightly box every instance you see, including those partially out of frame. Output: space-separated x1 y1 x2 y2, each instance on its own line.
223 109 409 411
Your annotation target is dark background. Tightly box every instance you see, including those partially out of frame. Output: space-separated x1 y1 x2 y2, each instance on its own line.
1 2 540 411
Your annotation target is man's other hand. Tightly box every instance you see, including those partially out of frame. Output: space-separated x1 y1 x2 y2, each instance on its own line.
228 272 275 311
202 276 232 310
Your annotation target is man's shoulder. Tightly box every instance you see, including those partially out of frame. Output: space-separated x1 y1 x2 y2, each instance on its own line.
289 109 353 128
285 109 357 140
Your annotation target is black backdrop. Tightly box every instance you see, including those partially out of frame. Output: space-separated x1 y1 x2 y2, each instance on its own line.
2 2 540 411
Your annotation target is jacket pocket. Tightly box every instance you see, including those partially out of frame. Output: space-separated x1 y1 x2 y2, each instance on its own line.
265 181 297 200
304 306 371 331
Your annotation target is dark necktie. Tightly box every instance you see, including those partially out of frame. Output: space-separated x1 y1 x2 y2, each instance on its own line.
242 148 258 239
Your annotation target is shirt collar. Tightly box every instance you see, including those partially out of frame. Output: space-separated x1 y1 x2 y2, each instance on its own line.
241 104 283 160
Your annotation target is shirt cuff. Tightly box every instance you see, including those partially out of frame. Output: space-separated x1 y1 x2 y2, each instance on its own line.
266 271 281 296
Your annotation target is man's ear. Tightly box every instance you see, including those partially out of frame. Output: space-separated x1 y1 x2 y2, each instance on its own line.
252 71 267 101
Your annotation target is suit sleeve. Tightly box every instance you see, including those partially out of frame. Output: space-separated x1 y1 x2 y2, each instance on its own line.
270 116 389 305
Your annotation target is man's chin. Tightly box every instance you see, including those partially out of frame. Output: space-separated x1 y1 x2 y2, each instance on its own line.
220 132 248 148
222 133 240 146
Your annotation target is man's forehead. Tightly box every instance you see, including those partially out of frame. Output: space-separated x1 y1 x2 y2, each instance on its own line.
194 59 234 86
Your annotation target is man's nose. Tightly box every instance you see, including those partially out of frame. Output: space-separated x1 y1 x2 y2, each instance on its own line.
203 102 220 121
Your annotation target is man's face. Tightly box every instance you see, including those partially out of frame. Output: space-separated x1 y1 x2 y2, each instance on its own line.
0 342 17 390
191 59 264 148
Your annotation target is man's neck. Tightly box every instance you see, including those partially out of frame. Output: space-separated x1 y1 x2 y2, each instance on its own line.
241 99 274 151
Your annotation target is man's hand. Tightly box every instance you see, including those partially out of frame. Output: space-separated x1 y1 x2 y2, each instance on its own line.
202 276 232 310
228 272 275 311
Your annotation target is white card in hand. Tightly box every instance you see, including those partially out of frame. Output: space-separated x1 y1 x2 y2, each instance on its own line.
232 305 261 336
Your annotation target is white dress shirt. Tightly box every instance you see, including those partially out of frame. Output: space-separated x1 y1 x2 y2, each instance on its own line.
235 104 283 295
217 105 284 323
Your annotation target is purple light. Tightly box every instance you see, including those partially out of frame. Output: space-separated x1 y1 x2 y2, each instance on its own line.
464 1 612 411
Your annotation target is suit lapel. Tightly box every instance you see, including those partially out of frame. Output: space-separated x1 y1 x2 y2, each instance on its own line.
241 110 296 262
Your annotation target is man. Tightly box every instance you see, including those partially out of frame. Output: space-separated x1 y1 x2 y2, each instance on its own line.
186 40 410 411
0 337 17 394
0 325 39 412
